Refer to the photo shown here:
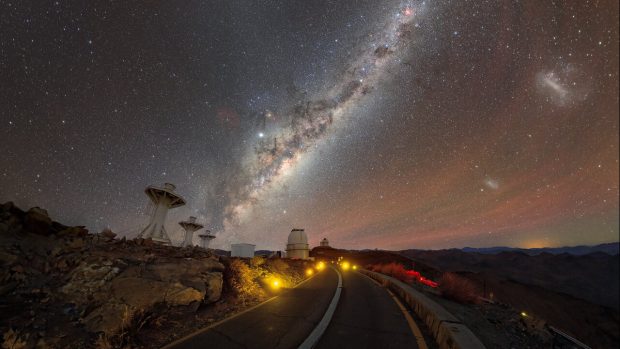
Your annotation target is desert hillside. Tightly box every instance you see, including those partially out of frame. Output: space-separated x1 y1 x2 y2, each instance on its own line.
401 248 620 348
0 202 307 348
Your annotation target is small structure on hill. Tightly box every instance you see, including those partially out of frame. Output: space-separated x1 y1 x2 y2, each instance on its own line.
179 216 203 247
231 243 255 258
320 237 330 247
138 183 186 245
286 228 309 259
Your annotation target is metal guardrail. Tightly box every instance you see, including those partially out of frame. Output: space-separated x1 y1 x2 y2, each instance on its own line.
550 326 591 349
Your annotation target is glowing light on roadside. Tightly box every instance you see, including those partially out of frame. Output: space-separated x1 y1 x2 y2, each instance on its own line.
306 268 314 276
316 261 325 270
521 311 528 317
341 261 350 270
352 265 358 270
266 277 282 290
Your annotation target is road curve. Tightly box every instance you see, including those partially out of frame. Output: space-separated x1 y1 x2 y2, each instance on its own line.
315 269 423 349
163 267 339 349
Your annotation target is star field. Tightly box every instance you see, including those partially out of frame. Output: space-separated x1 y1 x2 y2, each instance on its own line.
1 0 618 250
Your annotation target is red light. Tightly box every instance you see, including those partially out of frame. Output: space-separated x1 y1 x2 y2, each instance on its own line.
370 263 438 288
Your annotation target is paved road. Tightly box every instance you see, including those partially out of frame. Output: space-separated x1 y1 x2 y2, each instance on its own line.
165 267 339 349
315 270 421 349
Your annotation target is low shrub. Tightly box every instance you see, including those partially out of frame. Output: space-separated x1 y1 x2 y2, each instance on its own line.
249 256 265 268
226 259 265 303
369 262 438 287
378 262 413 283
438 272 480 304
265 258 289 274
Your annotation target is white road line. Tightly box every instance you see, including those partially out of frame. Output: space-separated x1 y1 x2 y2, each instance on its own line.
297 266 343 349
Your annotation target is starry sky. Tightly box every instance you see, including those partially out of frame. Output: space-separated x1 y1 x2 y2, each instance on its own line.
1 0 618 251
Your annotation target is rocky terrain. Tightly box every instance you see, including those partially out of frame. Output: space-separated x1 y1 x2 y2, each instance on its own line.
401 248 620 348
0 202 306 348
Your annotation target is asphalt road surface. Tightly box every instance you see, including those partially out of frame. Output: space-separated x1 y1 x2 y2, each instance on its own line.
164 267 424 349
315 270 422 349
164 267 339 349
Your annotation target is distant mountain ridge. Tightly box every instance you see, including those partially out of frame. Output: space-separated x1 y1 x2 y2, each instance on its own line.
400 246 620 310
460 242 619 255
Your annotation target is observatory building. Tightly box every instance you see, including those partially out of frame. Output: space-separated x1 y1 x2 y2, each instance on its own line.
138 183 185 245
320 237 330 247
286 228 309 259
179 216 203 247
198 230 216 249
231 243 255 258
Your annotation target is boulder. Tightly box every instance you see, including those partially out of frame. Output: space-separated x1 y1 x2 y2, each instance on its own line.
99 229 116 241
1 201 16 211
58 226 88 237
82 301 129 335
134 238 155 247
24 207 52 235
147 258 225 281
110 277 203 308
61 263 120 304
66 238 85 250
203 272 223 304
82 269 223 336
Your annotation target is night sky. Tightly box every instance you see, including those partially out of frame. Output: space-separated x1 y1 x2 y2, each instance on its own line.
1 0 618 250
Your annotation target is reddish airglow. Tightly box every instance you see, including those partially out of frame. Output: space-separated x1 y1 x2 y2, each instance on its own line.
307 136 618 250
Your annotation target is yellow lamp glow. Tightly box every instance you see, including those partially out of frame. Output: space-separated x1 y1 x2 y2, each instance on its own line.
306 268 314 276
341 261 350 270
266 276 282 290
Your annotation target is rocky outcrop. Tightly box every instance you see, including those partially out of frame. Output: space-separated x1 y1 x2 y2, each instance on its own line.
23 207 53 235
0 202 225 348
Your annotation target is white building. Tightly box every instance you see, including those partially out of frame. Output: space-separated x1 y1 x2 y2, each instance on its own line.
286 228 309 259
231 243 255 258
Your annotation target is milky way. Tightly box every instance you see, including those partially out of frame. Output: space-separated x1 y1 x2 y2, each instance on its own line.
1 0 618 250
222 1 424 233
